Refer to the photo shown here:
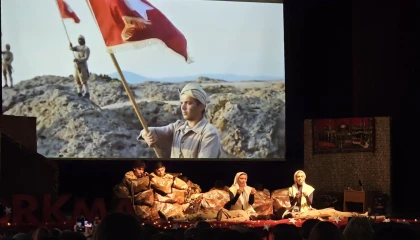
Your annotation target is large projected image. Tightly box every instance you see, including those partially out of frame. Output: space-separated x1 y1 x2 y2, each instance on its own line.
1 0 285 159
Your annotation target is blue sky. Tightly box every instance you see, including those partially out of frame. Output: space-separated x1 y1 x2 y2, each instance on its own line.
1 0 284 83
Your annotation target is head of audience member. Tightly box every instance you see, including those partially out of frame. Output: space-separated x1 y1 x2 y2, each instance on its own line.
215 229 242 240
343 217 374 240
294 170 306 185
154 161 166 177
151 232 175 240
231 224 250 233
301 219 321 240
92 212 143 240
12 233 30 240
58 232 87 240
184 227 200 240
132 160 147 177
272 224 301 240
142 223 159 237
309 221 344 240
49 228 62 238
373 222 418 240
240 230 261 240
195 221 211 229
32 227 49 240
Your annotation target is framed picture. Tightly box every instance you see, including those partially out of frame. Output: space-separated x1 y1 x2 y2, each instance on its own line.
312 117 375 154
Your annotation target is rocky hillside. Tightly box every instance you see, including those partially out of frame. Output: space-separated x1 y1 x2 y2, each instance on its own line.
2 74 285 158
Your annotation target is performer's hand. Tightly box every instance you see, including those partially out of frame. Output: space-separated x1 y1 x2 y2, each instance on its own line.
295 192 301 198
250 188 256 194
142 130 158 147
73 58 78 63
237 188 244 194
69 43 73 50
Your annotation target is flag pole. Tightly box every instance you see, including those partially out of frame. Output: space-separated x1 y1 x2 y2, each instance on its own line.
109 53 162 158
84 0 162 158
54 0 81 74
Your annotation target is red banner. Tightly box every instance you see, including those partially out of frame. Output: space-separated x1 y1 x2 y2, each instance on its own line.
88 0 189 61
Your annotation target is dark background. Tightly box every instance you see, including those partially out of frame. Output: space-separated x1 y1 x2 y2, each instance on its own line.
4 0 420 218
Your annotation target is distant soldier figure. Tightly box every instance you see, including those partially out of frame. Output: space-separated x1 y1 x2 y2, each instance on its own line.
69 35 90 98
2 44 14 88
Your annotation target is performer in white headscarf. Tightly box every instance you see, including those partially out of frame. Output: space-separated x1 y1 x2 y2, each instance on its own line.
138 83 222 158
284 170 370 220
215 172 257 221
288 170 315 213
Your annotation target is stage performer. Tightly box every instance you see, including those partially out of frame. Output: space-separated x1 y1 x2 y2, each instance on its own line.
284 170 368 220
216 172 257 221
2 44 13 88
288 170 315 213
138 83 222 158
113 160 156 219
69 35 91 98
150 161 188 220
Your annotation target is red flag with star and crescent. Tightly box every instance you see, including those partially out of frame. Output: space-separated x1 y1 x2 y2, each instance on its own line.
88 0 189 62
57 0 80 23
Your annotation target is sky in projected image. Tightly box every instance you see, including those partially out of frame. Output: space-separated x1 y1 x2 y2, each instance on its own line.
1 0 284 84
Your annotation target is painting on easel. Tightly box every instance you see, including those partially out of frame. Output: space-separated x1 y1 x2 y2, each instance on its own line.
312 117 375 154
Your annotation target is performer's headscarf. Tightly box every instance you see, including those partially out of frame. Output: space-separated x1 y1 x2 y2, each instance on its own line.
293 170 306 183
179 83 207 106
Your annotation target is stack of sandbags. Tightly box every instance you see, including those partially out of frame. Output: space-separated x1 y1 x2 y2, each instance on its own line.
200 189 230 211
253 188 273 216
114 174 156 219
271 188 291 214
150 173 188 218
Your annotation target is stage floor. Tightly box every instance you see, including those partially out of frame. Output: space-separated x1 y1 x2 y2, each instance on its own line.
1 217 419 234
142 217 419 230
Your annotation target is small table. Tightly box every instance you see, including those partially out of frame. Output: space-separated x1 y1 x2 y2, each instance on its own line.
343 190 373 213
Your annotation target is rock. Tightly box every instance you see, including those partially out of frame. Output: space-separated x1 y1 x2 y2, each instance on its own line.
2 74 285 158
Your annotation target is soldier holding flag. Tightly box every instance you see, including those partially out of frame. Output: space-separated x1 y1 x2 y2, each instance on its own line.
70 35 91 98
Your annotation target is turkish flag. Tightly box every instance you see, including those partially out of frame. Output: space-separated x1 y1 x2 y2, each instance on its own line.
56 0 80 23
89 0 189 61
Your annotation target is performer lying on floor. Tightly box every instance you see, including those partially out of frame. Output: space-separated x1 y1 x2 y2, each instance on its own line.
283 170 368 220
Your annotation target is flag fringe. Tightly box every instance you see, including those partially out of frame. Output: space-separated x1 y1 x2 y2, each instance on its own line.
106 38 193 64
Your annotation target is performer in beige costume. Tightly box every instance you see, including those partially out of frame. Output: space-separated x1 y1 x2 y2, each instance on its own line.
139 83 222 158
216 172 257 221
285 170 368 220
2 44 14 88
69 35 90 98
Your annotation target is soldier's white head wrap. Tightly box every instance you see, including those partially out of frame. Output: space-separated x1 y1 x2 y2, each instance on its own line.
179 83 207 105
